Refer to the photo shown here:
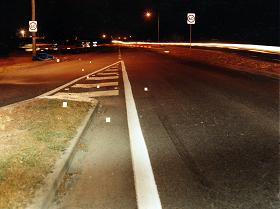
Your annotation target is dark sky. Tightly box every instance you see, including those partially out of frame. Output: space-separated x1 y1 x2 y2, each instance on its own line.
0 0 279 45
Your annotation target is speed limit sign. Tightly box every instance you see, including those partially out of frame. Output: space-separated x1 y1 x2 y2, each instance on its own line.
187 13 195 24
29 21 38 32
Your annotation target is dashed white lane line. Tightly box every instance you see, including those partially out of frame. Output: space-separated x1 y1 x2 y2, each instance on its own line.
86 76 119 81
71 82 119 89
121 61 162 209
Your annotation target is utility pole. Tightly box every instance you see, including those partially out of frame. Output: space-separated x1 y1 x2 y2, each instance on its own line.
31 0 36 57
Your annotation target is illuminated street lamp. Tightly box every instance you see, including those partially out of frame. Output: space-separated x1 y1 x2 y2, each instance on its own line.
102 34 107 39
144 10 160 42
20 30 26 38
145 11 152 18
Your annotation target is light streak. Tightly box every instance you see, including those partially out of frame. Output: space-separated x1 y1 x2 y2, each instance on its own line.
112 40 280 55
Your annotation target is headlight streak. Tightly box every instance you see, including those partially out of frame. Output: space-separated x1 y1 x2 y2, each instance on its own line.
112 40 280 55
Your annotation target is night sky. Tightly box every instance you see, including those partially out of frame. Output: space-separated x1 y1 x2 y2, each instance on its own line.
0 0 279 45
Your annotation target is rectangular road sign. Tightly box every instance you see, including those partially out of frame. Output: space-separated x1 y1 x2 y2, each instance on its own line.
187 13 195 24
29 21 38 32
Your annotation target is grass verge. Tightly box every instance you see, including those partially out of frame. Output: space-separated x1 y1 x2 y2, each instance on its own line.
0 99 97 209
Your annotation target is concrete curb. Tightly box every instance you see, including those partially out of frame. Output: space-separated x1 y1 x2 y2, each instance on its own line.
26 101 99 209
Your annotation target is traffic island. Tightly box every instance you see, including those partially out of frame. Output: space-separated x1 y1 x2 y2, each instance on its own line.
0 98 98 209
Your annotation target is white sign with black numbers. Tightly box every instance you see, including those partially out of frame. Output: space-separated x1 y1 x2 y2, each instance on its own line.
187 13 195 24
29 21 38 32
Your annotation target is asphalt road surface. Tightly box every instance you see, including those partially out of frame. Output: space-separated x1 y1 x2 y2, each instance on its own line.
1 47 279 208
0 48 119 107
120 48 279 209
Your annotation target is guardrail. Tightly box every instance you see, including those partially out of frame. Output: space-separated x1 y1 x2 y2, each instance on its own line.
112 40 280 55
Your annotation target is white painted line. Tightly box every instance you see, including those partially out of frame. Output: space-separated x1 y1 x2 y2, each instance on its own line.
44 90 119 99
105 68 119 72
97 72 119 76
86 76 119 81
71 82 119 89
38 61 121 97
121 61 162 209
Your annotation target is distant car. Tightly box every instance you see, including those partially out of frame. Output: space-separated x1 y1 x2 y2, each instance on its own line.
32 53 54 61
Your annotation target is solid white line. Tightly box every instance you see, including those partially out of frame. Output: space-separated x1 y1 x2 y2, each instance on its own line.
121 61 162 209
38 61 120 97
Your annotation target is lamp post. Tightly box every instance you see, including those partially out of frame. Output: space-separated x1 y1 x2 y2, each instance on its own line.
145 11 160 42
31 0 36 57
157 13 160 43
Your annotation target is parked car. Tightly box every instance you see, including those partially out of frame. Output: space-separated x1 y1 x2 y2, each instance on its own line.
32 53 54 61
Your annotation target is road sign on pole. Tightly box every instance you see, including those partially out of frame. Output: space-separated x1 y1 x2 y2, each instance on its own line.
187 13 195 49
187 13 196 25
29 21 38 32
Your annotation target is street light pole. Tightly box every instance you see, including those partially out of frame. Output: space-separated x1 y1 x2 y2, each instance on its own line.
31 0 36 57
157 13 160 42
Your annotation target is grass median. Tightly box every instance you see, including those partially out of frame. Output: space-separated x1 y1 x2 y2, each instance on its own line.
0 98 97 209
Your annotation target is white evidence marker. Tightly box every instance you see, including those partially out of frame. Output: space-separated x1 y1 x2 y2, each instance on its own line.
97 85 100 89
65 88 69 91
89 61 92 64
62 101 68 108
82 68 85 71
56 58 60 62
144 87 149 91
106 117 111 123
86 76 90 79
